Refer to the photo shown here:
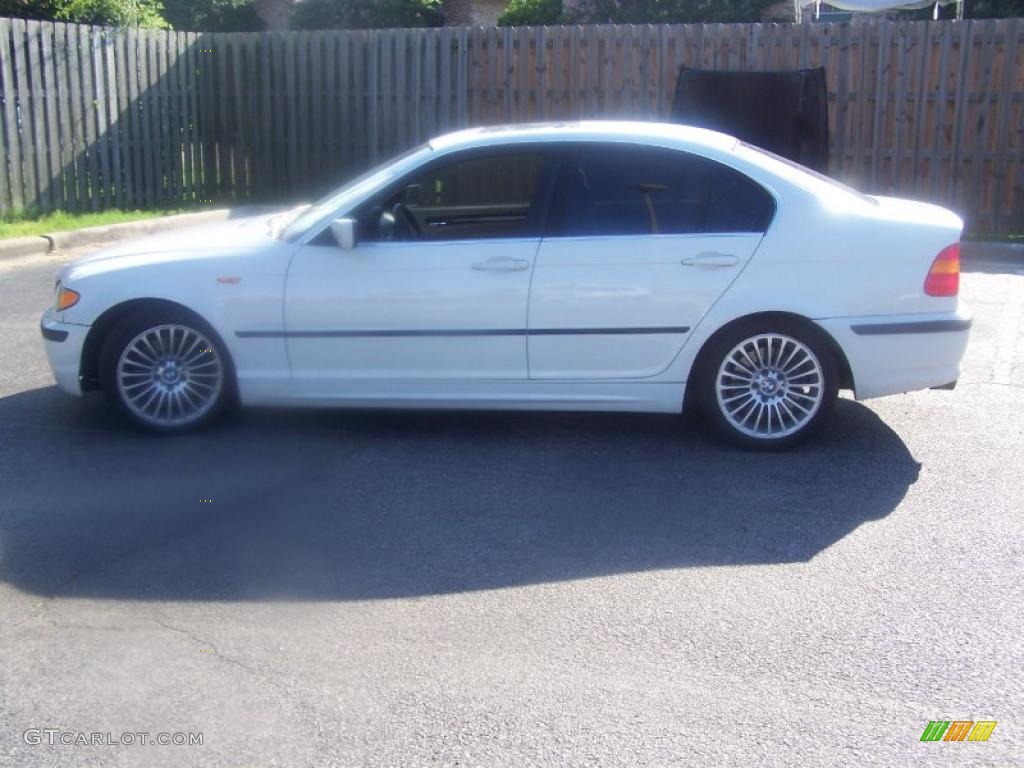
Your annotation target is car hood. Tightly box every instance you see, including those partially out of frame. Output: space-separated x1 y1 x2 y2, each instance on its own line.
62 213 288 281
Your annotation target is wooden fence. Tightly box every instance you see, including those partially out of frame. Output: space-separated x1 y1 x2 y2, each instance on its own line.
1 18 1022 232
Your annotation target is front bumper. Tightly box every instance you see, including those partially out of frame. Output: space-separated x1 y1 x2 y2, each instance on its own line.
40 309 88 396
818 306 972 401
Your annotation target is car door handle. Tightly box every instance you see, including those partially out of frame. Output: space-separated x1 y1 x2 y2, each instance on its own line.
472 257 531 272
681 252 739 267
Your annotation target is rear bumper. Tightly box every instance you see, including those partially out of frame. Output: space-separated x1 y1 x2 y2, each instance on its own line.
818 307 971 400
41 309 88 396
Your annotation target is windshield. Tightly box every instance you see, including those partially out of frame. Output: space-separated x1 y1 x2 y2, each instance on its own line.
278 143 433 242
735 141 878 206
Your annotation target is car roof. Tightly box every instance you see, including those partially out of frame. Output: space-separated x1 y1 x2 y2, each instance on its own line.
427 120 738 153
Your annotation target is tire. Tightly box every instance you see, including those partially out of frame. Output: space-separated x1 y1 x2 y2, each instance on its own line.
695 319 839 451
99 308 232 433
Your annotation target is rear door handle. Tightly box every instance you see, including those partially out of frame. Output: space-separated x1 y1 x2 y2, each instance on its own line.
681 251 739 267
472 257 531 272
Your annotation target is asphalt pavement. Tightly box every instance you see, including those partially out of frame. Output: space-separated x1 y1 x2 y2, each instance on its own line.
0 245 1021 767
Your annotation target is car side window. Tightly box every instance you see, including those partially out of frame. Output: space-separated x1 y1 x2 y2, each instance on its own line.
358 152 547 243
550 145 774 237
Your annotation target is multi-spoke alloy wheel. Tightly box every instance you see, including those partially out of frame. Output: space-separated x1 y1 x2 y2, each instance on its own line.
715 334 824 439
106 318 227 431
698 322 838 450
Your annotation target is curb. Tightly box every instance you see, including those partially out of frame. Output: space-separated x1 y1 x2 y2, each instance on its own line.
0 235 50 259
0 205 284 261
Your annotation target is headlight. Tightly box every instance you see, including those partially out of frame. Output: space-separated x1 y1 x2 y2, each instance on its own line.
56 285 80 311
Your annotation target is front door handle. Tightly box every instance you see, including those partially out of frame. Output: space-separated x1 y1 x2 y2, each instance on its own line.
681 251 739 267
472 257 531 272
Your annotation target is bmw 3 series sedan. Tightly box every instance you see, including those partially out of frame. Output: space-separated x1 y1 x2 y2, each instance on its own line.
41 121 971 449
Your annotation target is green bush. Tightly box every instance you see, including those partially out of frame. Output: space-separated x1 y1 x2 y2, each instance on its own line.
567 0 774 24
498 0 563 25
163 0 263 31
0 0 168 26
292 0 444 30
56 0 168 26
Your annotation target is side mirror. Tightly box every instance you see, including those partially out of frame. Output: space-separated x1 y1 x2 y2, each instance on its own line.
378 210 396 241
330 217 357 250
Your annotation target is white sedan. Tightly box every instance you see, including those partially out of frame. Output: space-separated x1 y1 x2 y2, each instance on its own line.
41 121 970 449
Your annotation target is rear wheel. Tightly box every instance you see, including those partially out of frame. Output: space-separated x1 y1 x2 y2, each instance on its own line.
100 309 230 433
696 320 838 450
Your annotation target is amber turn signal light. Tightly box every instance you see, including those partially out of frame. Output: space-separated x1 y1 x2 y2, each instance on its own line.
56 286 80 311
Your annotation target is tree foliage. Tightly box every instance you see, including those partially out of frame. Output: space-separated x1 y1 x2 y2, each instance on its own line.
0 0 168 26
966 0 1024 16
498 0 564 25
291 0 444 30
162 0 262 31
567 0 775 23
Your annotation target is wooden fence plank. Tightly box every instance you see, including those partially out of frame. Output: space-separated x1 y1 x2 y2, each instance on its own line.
176 32 193 202
229 34 246 197
322 32 338 179
0 23 8 210
929 19 953 200
457 26 469 128
890 22 911 192
94 27 114 208
869 23 891 190
123 29 141 207
909 22 932 197
832 23 851 178
535 26 545 120
185 32 202 201
992 19 1021 232
379 30 391 159
143 31 161 205
256 32 273 197
24 22 46 210
105 29 124 207
968 21 998 227
39 23 63 209
295 30 310 186
440 27 452 130
162 30 180 203
366 31 379 163
112 29 131 207
153 30 170 203
68 25 89 210
213 34 229 198
74 24 99 209
950 21 974 210
0 19 25 211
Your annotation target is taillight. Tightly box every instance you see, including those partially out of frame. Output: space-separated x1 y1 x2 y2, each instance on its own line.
924 243 960 297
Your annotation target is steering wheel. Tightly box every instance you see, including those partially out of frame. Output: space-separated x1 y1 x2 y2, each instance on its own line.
392 203 422 240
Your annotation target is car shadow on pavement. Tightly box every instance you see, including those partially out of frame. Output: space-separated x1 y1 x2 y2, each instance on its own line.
0 386 920 602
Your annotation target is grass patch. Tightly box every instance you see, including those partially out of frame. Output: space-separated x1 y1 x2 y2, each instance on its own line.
962 232 1024 244
0 208 186 240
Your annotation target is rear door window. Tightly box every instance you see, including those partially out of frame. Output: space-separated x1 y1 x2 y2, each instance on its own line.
550 145 775 237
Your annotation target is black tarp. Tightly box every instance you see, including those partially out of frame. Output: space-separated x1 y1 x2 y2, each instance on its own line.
670 67 830 174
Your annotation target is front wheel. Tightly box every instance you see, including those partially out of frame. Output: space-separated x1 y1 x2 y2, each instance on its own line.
696 321 839 450
100 310 231 433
